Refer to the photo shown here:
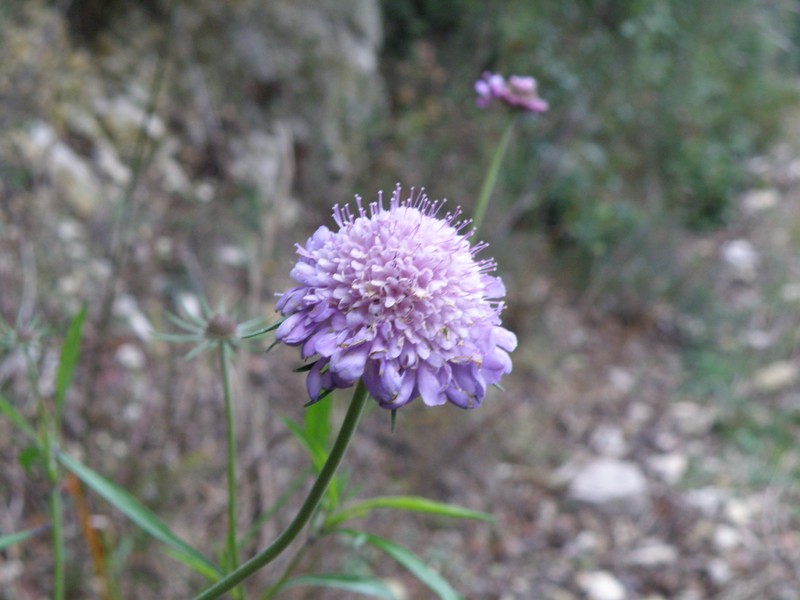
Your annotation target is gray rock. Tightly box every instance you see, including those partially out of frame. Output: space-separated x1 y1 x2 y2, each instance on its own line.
567 458 649 514
577 570 627 600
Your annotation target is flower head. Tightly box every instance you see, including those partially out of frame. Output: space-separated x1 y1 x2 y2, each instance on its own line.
475 72 549 113
276 186 517 410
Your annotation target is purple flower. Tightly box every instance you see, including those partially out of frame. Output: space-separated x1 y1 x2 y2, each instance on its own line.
475 72 549 113
276 186 517 410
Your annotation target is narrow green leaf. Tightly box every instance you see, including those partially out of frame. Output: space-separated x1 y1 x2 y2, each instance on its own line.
241 318 285 339
283 415 341 505
162 546 225 581
327 496 493 529
0 525 47 551
278 573 399 599
305 394 331 448
0 392 36 441
282 418 327 472
18 445 42 473
55 306 87 419
339 530 462 600
57 452 221 579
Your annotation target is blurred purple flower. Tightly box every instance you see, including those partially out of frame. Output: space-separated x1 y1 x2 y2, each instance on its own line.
276 186 517 410
475 72 549 113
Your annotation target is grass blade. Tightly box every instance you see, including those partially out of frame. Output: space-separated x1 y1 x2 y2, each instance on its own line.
55 306 87 419
277 573 399 599
327 496 493 529
339 530 462 600
57 452 221 580
0 392 36 441
0 525 48 551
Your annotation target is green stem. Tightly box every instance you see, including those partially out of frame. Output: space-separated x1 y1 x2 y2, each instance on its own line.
194 379 370 600
24 348 65 598
473 115 517 236
50 486 65 600
219 343 243 600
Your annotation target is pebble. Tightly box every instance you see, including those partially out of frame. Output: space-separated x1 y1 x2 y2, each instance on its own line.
647 453 688 485
577 570 627 600
740 188 779 214
626 541 678 567
720 239 759 279
567 458 649 514
751 361 798 394
668 402 716 436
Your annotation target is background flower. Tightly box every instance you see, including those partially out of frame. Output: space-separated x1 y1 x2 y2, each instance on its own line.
276 186 516 409
475 71 549 113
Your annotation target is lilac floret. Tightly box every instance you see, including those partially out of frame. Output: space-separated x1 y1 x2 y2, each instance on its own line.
276 185 517 409
475 71 549 113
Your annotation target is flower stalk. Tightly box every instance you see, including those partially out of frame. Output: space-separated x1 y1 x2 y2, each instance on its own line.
219 343 243 600
473 115 517 235
193 379 370 600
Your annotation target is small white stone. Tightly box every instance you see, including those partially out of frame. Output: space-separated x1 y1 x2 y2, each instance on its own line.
724 498 753 526
577 570 627 600
706 558 733 585
608 367 635 395
113 295 154 342
684 487 729 516
713 525 741 551
115 343 145 371
752 361 798 394
780 283 800 302
590 424 628 458
568 458 649 514
647 453 688 485
720 239 759 278
626 541 678 567
668 402 716 436
740 188 779 214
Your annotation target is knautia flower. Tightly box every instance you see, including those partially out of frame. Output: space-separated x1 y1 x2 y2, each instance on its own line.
475 71 549 113
276 186 517 410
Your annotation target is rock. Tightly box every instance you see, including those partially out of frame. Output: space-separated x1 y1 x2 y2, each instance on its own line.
751 361 798 394
668 401 716 436
706 558 733 585
589 424 628 458
713 525 742 551
684 487 729 516
115 343 146 371
608 367 635 396
94 94 166 148
720 239 759 280
626 540 678 567
577 570 627 600
646 453 688 485
740 188 779 214
567 458 649 514
22 121 104 217
113 295 154 342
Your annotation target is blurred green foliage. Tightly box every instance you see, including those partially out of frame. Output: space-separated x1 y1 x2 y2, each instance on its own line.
381 0 799 253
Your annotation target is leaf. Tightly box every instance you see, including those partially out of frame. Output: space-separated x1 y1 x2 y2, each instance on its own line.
277 573 399 599
305 394 331 449
283 412 341 506
0 525 47 551
0 392 36 441
338 530 462 600
327 496 493 529
57 452 221 580
282 418 327 473
240 318 285 339
18 445 42 473
55 306 87 419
